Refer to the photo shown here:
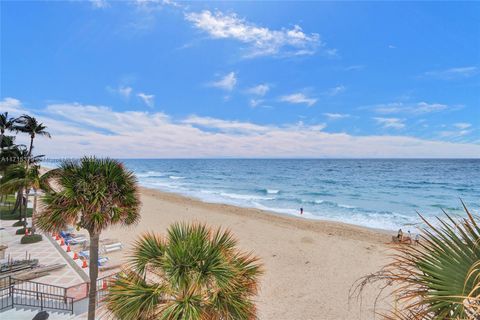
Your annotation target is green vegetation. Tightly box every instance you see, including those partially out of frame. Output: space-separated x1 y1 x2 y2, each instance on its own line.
0 201 33 220
0 112 51 227
353 203 480 319
20 234 43 244
12 220 27 227
15 227 30 235
105 223 263 320
36 157 141 320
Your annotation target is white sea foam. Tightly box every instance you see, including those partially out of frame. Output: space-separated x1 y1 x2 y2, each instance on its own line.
338 204 356 209
136 171 165 178
266 189 280 194
169 175 185 180
220 192 275 201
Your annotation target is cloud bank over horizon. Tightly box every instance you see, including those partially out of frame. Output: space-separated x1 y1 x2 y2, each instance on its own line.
2 97 479 159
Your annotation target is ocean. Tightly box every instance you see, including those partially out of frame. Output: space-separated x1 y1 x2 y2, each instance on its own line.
105 159 480 231
41 159 479 231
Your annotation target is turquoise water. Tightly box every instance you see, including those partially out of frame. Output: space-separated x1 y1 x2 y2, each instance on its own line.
41 159 479 230
111 159 479 231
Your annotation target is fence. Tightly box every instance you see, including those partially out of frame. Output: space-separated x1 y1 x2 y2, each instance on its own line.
0 277 73 313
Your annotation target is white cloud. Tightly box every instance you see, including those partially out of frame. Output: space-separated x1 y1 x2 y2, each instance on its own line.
439 130 471 138
454 122 471 130
185 10 324 58
323 113 350 120
415 102 448 113
372 101 448 115
280 93 317 107
246 84 269 96
439 123 474 139
137 93 155 108
249 99 264 108
374 117 405 129
90 0 110 8
5 98 480 158
388 44 396 49
182 115 270 134
424 66 479 80
0 97 25 114
210 72 237 91
133 0 180 10
108 85 133 99
326 85 345 96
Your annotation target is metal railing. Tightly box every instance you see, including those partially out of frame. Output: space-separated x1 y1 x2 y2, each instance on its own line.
0 276 73 313
0 272 119 313
96 272 118 305
0 286 13 311
11 288 74 313
12 278 67 298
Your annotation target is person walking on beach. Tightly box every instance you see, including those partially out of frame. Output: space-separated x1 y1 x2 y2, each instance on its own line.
300 207 303 215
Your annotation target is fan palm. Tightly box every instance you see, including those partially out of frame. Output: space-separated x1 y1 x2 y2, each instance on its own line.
36 157 141 320
14 115 51 157
352 203 480 319
104 223 263 320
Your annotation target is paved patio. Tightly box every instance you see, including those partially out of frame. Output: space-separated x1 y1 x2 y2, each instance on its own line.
0 218 85 288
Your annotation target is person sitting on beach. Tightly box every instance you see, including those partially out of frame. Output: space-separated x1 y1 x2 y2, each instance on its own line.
414 233 420 245
397 229 403 241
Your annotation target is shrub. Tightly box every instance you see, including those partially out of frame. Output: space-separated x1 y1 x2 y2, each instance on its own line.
20 234 43 244
15 228 30 235
12 220 26 227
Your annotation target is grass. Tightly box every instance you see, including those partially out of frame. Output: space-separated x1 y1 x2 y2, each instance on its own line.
0 194 33 220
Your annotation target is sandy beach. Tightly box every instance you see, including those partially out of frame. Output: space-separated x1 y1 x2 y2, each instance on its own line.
103 187 393 320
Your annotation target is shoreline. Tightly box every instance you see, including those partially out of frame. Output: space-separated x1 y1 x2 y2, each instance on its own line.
138 186 392 242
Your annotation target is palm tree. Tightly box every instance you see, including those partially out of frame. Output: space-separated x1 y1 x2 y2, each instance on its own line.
14 115 51 157
0 160 49 227
1 146 43 217
104 223 263 320
36 157 141 320
352 203 480 319
0 112 15 151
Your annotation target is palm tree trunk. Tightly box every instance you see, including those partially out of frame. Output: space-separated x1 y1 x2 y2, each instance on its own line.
11 189 22 216
0 131 4 152
24 188 29 227
28 136 34 158
31 189 37 234
87 231 100 320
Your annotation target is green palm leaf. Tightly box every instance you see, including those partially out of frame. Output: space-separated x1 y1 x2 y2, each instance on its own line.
352 203 480 319
105 223 263 320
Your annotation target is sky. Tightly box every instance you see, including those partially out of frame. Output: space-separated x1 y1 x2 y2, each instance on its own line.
1 0 479 158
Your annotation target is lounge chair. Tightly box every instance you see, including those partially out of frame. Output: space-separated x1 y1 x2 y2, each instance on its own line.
103 242 123 253
78 251 109 266
66 237 88 245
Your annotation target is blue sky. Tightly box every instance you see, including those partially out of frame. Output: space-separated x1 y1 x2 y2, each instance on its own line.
1 0 479 158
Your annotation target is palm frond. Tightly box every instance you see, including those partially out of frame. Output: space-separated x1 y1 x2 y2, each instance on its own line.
352 203 480 319
106 223 263 320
